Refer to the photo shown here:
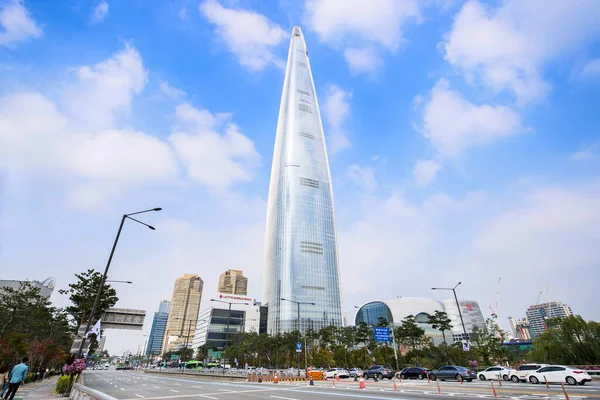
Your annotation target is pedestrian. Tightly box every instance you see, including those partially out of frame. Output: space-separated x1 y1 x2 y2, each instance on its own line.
3 357 29 400
43 368 49 380
34 369 40 383
0 364 10 398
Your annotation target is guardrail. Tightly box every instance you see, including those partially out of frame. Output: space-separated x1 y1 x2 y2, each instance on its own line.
69 383 119 400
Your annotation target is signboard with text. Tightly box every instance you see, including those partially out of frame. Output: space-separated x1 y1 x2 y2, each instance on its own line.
373 327 391 343
217 293 254 303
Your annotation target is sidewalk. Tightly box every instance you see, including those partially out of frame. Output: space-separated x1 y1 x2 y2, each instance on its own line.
7 376 62 400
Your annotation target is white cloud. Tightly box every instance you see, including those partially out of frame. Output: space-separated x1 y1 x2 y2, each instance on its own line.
63 44 148 130
443 0 600 103
92 0 109 24
346 164 376 192
160 81 187 99
571 143 599 161
343 47 382 75
580 59 600 80
0 45 259 208
199 0 287 71
169 103 260 191
323 84 352 153
418 79 522 158
0 0 42 47
304 0 420 73
413 159 442 187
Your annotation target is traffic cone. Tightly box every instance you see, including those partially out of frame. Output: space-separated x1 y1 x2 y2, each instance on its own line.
274 373 279 384
359 376 366 389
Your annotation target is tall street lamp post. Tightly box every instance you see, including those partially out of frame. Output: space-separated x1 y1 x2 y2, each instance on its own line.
77 207 161 358
281 298 315 373
210 298 249 370
432 282 470 353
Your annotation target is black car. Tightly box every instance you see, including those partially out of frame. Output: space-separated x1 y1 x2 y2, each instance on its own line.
397 367 430 380
364 365 395 380
429 366 476 382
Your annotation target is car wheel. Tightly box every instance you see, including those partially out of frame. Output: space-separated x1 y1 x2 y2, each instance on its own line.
566 377 577 386
467 379 473 382
529 376 539 384
377 373 383 380
388 377 392 380
418 374 423 380
455 374 462 382
364 375 368 380
429 374 437 381
400 374 406 379
503 374 509 381
479 374 486 381
511 375 519 383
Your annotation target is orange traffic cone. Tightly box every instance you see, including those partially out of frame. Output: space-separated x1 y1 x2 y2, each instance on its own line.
359 376 366 389
274 373 279 384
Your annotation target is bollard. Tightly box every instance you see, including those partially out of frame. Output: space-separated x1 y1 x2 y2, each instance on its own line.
393 378 397 392
309 375 314 386
437 379 441 394
491 381 498 398
427 374 430 384
561 382 570 400
374 374 379 382
498 376 502 387
460 374 463 385
354 374 358 382
332 375 336 387
258 374 262 383
544 375 549 389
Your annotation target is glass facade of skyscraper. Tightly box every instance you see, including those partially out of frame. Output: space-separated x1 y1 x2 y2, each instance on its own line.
146 311 168 356
263 26 343 334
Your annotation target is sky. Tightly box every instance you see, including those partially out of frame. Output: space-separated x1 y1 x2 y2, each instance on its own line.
1 0 600 355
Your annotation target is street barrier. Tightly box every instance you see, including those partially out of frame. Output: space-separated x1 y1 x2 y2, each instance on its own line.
69 383 118 400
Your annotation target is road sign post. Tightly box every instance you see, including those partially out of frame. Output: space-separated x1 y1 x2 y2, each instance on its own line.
296 341 302 353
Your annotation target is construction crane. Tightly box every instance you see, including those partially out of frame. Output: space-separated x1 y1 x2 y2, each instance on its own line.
536 290 543 305
489 277 501 319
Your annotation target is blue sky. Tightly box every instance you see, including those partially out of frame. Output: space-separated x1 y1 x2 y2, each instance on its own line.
1 0 600 354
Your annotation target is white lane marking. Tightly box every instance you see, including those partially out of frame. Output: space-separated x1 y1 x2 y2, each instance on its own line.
271 396 299 400
199 396 218 400
218 389 235 392
142 383 147 386
169 389 180 393
191 385 203 388
121 388 126 391
153 385 160 388
135 395 145 398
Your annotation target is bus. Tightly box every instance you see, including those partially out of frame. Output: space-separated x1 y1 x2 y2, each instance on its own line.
184 360 204 370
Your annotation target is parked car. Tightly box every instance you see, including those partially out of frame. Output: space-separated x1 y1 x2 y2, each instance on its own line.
397 367 430 380
508 363 548 382
364 365 395 380
349 368 363 378
478 366 514 381
326 368 349 378
429 366 476 382
526 365 592 386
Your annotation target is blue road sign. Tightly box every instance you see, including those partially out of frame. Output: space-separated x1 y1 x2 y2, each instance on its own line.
296 342 302 353
373 327 391 342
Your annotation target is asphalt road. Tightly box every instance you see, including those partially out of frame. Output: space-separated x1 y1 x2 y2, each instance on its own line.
83 370 600 400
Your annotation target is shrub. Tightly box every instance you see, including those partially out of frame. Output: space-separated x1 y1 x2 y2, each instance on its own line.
55 375 71 394
23 373 35 384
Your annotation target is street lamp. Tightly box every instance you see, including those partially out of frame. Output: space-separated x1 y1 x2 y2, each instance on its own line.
77 207 161 358
210 298 249 370
281 298 315 372
432 282 470 349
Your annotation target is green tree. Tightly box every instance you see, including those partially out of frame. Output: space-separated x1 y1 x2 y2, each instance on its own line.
428 311 453 345
473 318 504 365
58 269 118 327
395 315 426 351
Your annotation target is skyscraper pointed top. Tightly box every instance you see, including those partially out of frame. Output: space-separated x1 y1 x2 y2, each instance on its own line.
292 26 302 38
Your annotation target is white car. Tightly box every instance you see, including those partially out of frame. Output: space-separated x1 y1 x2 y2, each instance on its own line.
509 363 548 382
326 368 349 379
526 365 592 386
478 367 514 381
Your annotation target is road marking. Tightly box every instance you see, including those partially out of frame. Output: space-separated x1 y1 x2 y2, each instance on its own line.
199 396 218 400
135 395 145 398
218 389 235 392
169 389 180 393
121 388 126 391
153 386 160 388
191 385 203 388
270 396 299 400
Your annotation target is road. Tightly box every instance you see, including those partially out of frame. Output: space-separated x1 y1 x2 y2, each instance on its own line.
83 370 600 400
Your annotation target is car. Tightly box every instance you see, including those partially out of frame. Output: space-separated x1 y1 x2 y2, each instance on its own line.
326 368 349 379
509 363 548 382
397 367 430 380
526 365 592 386
478 366 514 381
429 366 476 382
364 365 395 380
349 368 363 378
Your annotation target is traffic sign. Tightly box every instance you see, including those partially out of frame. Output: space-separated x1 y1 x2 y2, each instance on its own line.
296 342 302 353
373 327 391 342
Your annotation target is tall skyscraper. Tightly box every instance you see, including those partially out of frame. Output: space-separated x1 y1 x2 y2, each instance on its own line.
218 269 248 295
525 301 573 338
163 274 204 352
146 300 170 356
442 299 486 342
263 26 343 334
159 300 171 314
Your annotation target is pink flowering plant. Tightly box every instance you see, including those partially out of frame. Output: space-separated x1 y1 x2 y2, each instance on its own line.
63 358 86 376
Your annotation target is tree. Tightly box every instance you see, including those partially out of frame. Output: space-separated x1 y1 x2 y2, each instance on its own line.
428 311 453 345
395 315 426 351
59 269 118 327
472 318 504 365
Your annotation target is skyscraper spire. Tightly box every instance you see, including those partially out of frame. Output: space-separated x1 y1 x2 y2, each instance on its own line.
263 26 343 334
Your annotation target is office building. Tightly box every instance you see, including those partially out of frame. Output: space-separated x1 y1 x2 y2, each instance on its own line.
263 26 343 335
192 298 268 352
0 277 55 299
508 316 532 340
218 270 248 295
442 299 486 342
163 274 204 352
146 301 170 356
525 301 573 338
